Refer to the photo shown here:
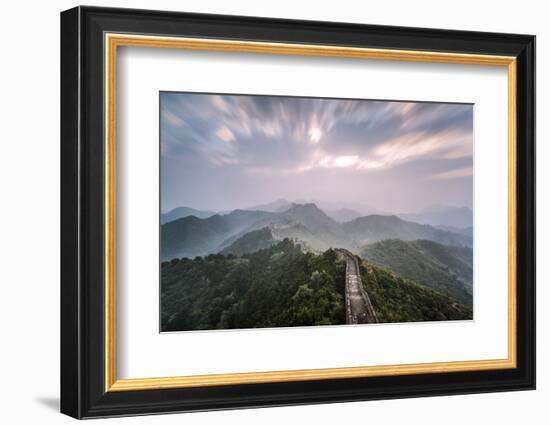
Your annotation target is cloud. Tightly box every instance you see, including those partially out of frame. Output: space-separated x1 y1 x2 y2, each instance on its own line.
368 128 472 169
161 94 474 213
216 126 235 143
162 110 184 126
160 93 473 178
430 166 473 180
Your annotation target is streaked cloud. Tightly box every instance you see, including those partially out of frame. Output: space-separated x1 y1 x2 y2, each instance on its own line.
430 166 473 180
160 92 473 212
216 126 235 143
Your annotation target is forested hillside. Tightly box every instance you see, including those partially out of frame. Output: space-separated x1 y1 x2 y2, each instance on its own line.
220 227 276 256
161 239 472 331
360 239 473 307
343 214 472 247
161 239 346 331
359 258 472 322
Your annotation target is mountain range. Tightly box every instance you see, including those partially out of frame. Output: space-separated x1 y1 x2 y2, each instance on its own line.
398 205 473 228
161 206 216 224
343 214 471 247
162 200 472 228
161 202 472 261
360 239 473 307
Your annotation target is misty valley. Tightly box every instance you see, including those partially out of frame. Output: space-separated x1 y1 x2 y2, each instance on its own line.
160 201 473 331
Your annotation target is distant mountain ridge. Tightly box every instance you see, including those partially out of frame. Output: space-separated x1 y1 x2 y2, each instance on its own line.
162 201 472 261
161 209 275 260
343 215 472 247
398 206 473 228
161 206 216 224
220 227 277 256
360 239 473 307
436 225 473 238
245 198 292 213
325 208 362 223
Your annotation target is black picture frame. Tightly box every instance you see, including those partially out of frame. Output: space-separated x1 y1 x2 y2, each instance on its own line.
61 5 535 419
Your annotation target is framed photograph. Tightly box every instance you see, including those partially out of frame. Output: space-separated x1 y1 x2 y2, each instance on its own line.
60 6 535 419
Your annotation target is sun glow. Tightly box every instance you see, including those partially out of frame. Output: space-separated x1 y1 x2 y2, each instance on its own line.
308 126 323 144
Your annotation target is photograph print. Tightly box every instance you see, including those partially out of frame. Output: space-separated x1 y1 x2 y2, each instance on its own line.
160 92 474 332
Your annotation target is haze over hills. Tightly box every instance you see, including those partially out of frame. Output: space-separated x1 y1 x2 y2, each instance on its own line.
161 203 353 260
360 239 473 307
244 199 375 222
294 199 381 217
245 198 292 213
435 225 473 238
161 209 276 260
161 201 472 261
280 203 351 249
161 206 216 224
343 215 472 248
216 203 353 253
398 205 473 228
324 208 363 223
220 227 276 256
162 201 472 227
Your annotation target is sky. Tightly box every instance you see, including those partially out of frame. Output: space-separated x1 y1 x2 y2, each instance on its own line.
160 92 473 214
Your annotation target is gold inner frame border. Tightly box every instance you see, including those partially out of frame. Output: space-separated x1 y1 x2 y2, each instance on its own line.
104 33 517 392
